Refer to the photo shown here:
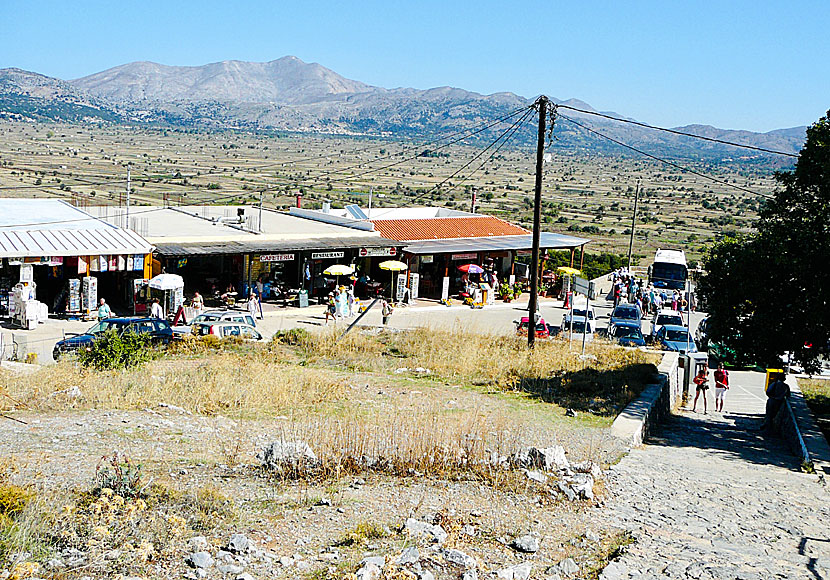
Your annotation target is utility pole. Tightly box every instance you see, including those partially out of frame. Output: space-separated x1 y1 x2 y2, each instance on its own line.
470 188 477 214
126 163 131 229
626 178 640 271
368 187 373 219
528 96 547 348
258 190 264 232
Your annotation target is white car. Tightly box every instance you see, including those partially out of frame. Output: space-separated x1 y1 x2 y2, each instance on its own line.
651 309 684 339
173 310 258 336
562 299 596 329
192 321 263 341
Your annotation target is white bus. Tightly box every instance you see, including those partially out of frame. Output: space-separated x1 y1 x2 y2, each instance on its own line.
649 249 688 290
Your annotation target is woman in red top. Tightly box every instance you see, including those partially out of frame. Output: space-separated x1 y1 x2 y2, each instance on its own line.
714 363 729 413
692 367 709 414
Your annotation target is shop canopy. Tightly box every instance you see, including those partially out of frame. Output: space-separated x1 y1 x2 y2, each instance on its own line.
153 236 399 257
0 199 153 259
402 232 590 255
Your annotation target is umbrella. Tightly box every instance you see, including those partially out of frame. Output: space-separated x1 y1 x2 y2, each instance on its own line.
148 273 184 290
323 264 354 287
457 263 484 274
379 260 408 300
557 266 581 276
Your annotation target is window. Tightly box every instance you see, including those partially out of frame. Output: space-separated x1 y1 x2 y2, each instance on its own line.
223 325 241 337
240 326 260 340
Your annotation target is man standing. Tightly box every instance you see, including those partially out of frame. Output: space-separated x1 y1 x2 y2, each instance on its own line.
762 372 791 435
97 298 112 321
150 298 164 319
714 362 729 413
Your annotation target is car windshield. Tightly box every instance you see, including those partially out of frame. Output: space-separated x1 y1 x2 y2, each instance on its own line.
569 322 591 333
192 313 221 324
87 320 120 334
614 308 638 319
572 308 594 319
614 326 642 339
666 329 691 342
657 315 683 326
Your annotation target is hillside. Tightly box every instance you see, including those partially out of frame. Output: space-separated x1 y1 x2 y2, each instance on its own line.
0 57 807 159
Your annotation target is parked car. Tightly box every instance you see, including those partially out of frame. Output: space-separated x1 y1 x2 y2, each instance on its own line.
53 317 174 360
651 309 684 339
609 321 647 347
562 316 595 341
515 316 552 339
192 321 263 341
173 310 258 337
653 324 697 353
610 304 643 329
694 317 709 350
562 299 596 329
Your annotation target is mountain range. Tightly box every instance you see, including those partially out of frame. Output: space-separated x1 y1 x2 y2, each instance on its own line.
0 56 806 161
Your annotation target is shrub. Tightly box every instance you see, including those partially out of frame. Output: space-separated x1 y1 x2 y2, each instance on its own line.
94 452 143 498
78 329 153 370
270 328 312 347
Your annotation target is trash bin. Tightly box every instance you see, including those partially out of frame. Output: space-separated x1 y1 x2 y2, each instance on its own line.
298 290 309 308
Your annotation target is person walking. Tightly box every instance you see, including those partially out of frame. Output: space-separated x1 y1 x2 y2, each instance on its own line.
346 287 356 318
97 298 112 321
381 299 393 326
762 372 791 434
150 297 164 319
714 362 729 413
191 291 204 315
691 366 709 414
246 292 259 320
324 292 336 325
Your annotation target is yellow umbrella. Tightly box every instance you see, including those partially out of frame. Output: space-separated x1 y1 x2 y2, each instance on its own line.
323 264 354 287
378 260 409 299
557 266 581 276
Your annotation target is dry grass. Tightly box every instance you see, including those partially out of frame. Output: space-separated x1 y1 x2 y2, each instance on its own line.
1 353 343 417
798 378 830 442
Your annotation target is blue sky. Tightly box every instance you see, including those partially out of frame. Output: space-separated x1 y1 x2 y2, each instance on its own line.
3 0 827 132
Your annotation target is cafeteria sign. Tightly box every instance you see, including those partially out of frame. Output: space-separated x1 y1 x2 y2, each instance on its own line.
359 247 397 257
260 254 295 262
311 251 344 260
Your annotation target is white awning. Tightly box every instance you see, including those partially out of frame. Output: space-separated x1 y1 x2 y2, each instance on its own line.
0 227 153 258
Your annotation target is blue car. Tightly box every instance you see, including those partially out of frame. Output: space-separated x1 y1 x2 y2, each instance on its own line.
654 324 697 354
609 321 646 347
610 304 642 330
53 317 174 360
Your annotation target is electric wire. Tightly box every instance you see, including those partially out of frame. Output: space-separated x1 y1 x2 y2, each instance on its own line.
555 103 799 158
556 112 774 199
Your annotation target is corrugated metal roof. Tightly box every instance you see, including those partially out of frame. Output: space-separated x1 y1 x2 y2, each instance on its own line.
0 227 153 258
154 236 400 257
402 232 590 255
371 216 529 241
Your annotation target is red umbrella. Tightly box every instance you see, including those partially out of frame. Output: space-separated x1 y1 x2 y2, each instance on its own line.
457 264 484 274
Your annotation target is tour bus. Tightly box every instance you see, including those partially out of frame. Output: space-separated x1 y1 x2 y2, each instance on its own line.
648 249 688 290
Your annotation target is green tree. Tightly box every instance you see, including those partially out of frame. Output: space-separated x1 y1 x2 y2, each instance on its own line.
698 111 830 372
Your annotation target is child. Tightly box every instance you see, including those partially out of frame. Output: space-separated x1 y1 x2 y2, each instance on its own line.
692 367 709 414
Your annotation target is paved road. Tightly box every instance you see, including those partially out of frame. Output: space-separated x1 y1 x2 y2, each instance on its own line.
604 371 830 579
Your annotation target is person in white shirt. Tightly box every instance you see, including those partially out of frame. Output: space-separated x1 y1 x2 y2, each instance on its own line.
150 298 164 319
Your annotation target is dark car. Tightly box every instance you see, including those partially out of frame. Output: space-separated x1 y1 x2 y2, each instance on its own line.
53 317 174 360
609 321 647 347
610 304 643 329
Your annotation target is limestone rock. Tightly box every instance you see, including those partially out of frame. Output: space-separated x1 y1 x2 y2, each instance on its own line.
186 551 214 569
510 534 539 553
405 518 448 544
257 440 319 472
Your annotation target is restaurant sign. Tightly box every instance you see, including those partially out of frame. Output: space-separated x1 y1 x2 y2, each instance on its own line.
311 251 344 260
451 253 477 260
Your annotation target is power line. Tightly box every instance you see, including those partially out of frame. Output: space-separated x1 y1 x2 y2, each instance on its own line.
556 112 774 199
555 103 799 158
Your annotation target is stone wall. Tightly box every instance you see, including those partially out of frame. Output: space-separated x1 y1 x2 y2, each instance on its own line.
610 352 679 447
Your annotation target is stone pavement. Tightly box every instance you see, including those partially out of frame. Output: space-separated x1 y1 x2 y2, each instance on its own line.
604 371 830 580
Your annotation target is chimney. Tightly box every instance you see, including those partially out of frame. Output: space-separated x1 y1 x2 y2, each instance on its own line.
322 200 331 214
296 194 303 208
